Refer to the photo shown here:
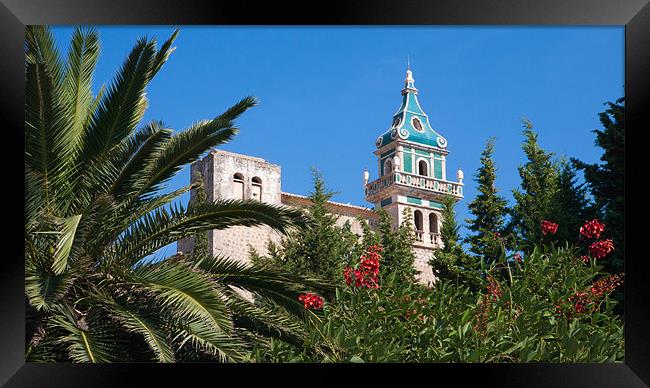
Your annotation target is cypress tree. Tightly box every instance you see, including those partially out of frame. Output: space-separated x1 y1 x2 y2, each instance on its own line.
550 159 593 245
348 208 418 284
438 195 465 260
508 120 559 248
250 168 357 283
572 98 624 276
465 137 508 264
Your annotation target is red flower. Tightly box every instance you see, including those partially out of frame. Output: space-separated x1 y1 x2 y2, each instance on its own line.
580 255 590 263
486 275 503 302
568 291 591 314
298 292 324 310
540 220 558 235
343 266 353 286
344 245 382 289
513 252 523 263
579 219 606 239
590 274 624 298
574 301 586 314
560 275 623 317
588 239 614 259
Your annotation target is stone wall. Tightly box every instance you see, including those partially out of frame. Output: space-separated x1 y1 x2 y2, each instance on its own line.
413 247 438 286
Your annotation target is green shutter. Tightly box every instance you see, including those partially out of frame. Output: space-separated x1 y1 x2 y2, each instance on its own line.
404 152 413 173
434 159 443 179
407 196 422 205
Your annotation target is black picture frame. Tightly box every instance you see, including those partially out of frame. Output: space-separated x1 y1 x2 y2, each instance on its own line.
2 0 648 386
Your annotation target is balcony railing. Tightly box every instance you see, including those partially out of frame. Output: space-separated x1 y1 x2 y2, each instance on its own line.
414 231 442 247
365 171 463 199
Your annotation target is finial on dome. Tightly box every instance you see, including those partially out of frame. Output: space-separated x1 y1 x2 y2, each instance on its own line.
403 57 416 94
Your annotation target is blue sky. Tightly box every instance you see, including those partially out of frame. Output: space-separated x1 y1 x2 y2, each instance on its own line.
52 26 624 257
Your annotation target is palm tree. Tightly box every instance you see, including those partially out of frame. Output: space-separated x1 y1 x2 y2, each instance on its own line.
25 26 331 362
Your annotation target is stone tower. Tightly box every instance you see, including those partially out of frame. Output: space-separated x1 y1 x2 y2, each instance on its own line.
364 66 464 285
177 149 284 264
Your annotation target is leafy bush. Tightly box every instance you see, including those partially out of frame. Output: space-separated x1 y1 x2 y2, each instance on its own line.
253 239 624 363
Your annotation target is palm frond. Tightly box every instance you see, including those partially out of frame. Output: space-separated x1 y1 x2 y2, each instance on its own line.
96 294 175 363
195 253 334 298
61 26 99 162
173 318 248 362
131 260 233 334
131 96 257 200
73 120 166 212
114 200 307 264
25 26 64 83
108 121 173 200
52 214 82 274
48 304 126 362
193 253 333 322
25 165 46 225
25 60 67 214
82 37 155 163
150 29 179 77
225 289 307 348
25 258 73 312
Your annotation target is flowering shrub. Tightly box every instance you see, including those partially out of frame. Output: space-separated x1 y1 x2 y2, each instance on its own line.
588 239 615 260
343 245 382 289
540 220 558 235
252 219 624 363
298 292 324 310
555 274 624 319
580 219 606 239
576 218 615 263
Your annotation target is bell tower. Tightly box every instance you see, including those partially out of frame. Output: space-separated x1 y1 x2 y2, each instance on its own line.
364 66 464 285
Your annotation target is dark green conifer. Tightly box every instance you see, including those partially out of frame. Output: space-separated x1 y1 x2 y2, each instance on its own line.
508 120 559 248
465 138 508 264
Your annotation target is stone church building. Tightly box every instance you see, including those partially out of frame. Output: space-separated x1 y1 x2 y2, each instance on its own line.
178 68 465 286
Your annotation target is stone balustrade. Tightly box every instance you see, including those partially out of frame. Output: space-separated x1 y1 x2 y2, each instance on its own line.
365 171 463 199
414 231 442 248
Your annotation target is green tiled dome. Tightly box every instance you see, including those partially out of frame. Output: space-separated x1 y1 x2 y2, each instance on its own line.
376 69 447 150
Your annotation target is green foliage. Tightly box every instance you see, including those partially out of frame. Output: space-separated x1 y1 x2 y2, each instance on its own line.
572 98 624 277
508 120 560 248
431 195 483 290
25 26 328 363
465 138 508 264
549 160 593 245
251 172 418 286
251 169 358 283
374 209 418 283
255 244 623 363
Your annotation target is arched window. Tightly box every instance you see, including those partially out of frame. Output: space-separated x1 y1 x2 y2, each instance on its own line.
414 210 424 241
233 173 244 200
429 213 439 234
251 176 262 201
384 159 393 175
418 160 428 176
